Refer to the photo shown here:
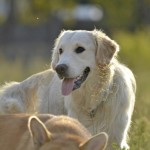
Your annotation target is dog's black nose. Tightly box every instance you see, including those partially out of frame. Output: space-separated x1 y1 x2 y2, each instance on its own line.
55 64 68 77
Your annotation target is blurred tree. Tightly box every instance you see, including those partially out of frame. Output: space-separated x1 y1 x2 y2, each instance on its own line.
91 0 135 30
134 0 150 28
23 0 76 23
0 0 18 43
10 0 149 30
75 0 90 4
5 0 17 25
0 0 150 43
90 0 150 31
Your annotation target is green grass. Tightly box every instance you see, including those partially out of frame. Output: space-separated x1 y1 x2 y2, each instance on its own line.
0 56 49 84
0 29 150 149
113 29 150 149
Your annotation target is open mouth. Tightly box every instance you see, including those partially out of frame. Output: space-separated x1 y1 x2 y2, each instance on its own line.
61 67 90 96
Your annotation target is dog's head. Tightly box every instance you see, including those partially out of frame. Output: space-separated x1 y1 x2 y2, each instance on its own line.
51 30 119 96
28 116 108 150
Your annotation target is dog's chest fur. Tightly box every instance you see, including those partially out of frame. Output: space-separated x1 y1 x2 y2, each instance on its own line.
64 93 113 135
64 70 118 135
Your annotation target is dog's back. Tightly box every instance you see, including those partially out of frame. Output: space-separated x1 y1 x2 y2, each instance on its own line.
0 114 108 150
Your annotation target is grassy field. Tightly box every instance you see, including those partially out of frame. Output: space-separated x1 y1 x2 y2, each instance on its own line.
114 30 150 150
0 30 150 149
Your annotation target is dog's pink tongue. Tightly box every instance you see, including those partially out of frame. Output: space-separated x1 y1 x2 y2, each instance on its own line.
62 78 74 96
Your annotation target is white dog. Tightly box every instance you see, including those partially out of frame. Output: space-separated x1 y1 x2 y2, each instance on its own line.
0 30 136 150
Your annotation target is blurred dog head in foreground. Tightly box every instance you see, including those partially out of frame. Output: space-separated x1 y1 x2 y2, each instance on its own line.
0 114 108 150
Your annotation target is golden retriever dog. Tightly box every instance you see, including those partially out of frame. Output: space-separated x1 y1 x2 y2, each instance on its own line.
0 114 107 150
0 30 136 149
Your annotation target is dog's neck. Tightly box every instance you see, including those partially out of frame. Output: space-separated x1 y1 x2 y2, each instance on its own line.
71 63 115 118
89 64 114 106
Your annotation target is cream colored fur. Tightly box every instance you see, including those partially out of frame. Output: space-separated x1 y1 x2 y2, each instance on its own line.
0 30 136 150
0 114 107 150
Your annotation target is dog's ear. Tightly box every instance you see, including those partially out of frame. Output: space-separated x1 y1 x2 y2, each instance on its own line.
93 30 119 65
51 44 59 70
28 116 51 148
51 30 64 70
80 132 108 150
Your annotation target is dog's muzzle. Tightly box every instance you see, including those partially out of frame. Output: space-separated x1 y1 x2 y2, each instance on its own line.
55 64 90 96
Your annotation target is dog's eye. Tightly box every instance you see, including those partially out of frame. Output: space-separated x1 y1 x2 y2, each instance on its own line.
75 47 85 54
59 48 63 54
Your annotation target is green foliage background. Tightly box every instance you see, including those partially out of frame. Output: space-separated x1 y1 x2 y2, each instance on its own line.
0 0 150 149
114 30 150 149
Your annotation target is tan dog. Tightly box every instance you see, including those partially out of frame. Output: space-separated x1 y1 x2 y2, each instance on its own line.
0 114 108 150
